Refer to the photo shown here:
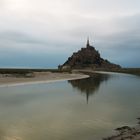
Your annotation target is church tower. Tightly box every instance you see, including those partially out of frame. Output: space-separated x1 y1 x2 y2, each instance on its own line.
86 37 92 48
87 37 89 46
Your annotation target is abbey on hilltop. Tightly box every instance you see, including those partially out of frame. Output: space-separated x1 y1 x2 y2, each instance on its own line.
59 38 121 70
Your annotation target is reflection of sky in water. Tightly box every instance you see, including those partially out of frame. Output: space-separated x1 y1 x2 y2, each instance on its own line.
0 73 140 140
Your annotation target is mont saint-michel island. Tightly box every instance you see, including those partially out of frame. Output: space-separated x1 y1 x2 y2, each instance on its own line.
59 39 121 70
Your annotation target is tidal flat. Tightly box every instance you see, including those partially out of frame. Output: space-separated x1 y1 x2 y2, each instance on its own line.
0 72 139 140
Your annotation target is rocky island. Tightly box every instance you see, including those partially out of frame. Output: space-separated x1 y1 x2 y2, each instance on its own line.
59 39 121 70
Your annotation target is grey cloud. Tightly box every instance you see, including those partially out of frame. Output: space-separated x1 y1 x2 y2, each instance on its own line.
0 30 79 58
0 31 45 44
97 14 140 49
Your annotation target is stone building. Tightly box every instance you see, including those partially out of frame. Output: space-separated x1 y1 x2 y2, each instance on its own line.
59 38 121 70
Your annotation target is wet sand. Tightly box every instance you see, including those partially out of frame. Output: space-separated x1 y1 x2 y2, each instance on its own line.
0 72 89 87
103 119 140 140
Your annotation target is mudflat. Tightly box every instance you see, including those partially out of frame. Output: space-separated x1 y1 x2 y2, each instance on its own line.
0 72 89 87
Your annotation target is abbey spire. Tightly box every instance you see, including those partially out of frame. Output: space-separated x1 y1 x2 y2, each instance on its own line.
86 37 93 49
87 37 89 46
86 37 90 48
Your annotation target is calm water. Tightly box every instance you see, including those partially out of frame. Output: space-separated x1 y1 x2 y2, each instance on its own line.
0 72 140 140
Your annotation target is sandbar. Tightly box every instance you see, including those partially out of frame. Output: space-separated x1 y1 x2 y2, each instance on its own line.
0 72 89 87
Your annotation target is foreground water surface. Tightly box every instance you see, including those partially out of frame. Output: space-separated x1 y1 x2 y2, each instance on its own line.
0 72 140 140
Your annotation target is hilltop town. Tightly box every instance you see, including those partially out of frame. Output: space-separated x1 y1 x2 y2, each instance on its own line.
59 39 121 70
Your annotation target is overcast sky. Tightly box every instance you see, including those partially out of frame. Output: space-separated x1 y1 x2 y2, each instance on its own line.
0 0 140 68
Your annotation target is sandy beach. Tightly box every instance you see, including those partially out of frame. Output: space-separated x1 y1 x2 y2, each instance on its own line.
0 72 89 87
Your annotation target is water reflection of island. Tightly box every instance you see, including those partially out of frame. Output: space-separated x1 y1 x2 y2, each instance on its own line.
68 73 111 103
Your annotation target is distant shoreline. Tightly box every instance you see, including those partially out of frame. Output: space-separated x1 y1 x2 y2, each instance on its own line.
0 67 139 87
0 67 140 75
72 68 140 77
93 68 140 76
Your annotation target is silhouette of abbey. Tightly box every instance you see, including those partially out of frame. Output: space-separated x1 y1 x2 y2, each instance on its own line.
60 38 121 70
